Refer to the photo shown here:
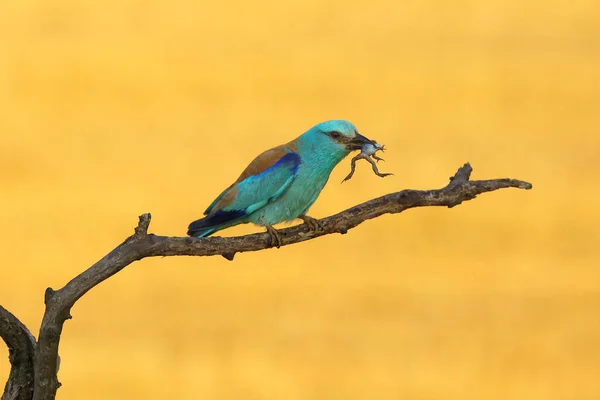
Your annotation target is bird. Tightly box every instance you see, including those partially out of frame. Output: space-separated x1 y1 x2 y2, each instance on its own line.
186 120 375 247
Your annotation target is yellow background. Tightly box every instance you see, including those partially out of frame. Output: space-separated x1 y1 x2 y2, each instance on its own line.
1 0 599 399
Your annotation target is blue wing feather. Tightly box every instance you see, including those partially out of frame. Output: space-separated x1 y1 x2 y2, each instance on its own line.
203 185 232 216
188 152 301 237
227 152 300 212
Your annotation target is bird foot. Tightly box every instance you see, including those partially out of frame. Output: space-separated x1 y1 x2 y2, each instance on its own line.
371 154 385 162
299 214 323 232
265 224 282 248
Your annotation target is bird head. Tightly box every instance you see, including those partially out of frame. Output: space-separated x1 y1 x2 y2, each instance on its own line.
297 120 376 163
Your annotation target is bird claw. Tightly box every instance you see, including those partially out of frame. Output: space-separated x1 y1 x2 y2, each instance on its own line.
299 214 323 232
265 224 282 248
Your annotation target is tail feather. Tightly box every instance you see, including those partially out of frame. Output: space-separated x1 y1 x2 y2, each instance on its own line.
186 221 217 237
187 209 246 237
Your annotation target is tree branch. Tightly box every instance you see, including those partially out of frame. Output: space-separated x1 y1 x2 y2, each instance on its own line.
32 163 531 399
1 306 36 400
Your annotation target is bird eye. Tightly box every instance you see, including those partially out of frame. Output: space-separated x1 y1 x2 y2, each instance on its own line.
329 131 341 139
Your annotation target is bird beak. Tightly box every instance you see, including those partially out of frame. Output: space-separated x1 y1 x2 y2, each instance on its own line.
346 132 375 151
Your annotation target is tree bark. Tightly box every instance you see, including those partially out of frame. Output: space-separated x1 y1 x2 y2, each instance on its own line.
0 163 532 400
0 306 36 400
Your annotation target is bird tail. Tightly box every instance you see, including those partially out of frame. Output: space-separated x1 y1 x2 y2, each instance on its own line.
187 209 246 237
187 218 218 237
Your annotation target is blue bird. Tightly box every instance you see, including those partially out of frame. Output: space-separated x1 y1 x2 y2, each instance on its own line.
187 120 375 246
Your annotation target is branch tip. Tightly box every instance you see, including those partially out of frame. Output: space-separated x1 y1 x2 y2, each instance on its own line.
134 213 152 237
44 288 55 305
450 163 472 183
514 180 533 190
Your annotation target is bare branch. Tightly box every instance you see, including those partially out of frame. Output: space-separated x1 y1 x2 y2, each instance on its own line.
1 306 36 400
32 163 531 399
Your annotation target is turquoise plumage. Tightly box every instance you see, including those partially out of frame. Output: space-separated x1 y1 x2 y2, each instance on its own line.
187 120 375 245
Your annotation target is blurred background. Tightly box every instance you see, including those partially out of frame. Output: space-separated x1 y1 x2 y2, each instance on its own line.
1 0 599 399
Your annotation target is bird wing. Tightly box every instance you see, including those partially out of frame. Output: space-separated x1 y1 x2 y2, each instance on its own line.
204 146 301 219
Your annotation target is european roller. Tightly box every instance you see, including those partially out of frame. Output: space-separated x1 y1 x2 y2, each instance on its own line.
187 120 376 247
